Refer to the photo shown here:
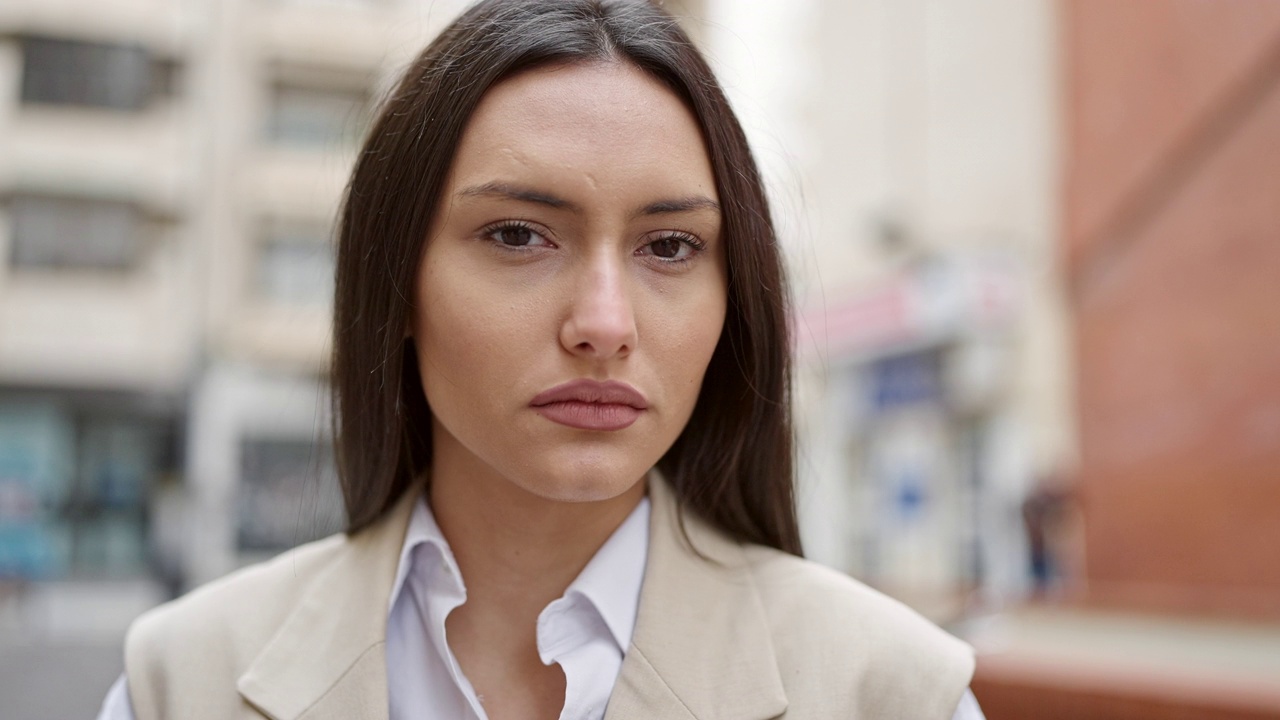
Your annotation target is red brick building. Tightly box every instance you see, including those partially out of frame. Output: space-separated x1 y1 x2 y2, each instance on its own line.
974 1 1280 717
1067 0 1280 623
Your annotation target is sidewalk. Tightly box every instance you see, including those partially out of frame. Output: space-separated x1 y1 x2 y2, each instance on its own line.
0 579 165 720
1 640 124 720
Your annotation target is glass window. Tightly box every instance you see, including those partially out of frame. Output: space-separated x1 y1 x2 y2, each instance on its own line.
9 195 141 271
66 419 169 576
237 438 345 553
267 82 370 148
256 226 335 307
868 350 944 413
20 36 159 110
0 404 75 579
0 401 174 580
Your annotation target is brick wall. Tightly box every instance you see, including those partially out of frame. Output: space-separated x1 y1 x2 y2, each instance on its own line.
1065 0 1280 619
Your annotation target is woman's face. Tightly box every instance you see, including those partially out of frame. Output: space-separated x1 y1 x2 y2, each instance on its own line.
412 61 727 503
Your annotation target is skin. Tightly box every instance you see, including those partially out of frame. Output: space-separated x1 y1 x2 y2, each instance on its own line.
409 61 727 719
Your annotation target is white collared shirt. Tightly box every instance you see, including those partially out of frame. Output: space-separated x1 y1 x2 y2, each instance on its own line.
98 493 985 719
384 494 650 720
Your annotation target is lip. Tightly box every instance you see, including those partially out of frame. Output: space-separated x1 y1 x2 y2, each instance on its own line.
530 379 648 431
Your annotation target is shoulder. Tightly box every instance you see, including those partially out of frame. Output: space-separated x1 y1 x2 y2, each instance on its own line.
124 534 349 699
740 543 974 715
740 543 964 650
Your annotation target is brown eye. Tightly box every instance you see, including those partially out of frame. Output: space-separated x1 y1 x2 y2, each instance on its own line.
497 226 535 246
649 237 684 259
485 223 552 249
638 233 704 263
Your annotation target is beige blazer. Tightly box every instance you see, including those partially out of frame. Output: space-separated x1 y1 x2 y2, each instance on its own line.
125 477 974 719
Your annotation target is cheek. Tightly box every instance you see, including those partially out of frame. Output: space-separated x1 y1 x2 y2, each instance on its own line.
646 278 728 407
412 259 530 416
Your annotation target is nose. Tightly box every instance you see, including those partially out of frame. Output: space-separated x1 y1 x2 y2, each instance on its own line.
560 254 637 361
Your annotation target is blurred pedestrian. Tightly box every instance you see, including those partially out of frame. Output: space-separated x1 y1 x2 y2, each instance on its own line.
1023 474 1072 598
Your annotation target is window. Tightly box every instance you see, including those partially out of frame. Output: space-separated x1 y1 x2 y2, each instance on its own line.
237 438 344 553
9 195 142 271
256 225 335 307
868 350 944 412
267 82 370 148
20 36 164 110
0 403 71 579
0 400 176 579
66 419 169 575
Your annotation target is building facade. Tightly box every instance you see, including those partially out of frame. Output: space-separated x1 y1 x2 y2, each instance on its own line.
693 0 1071 616
0 0 477 640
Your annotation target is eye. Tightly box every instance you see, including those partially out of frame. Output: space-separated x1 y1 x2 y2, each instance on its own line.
484 221 553 248
637 233 705 263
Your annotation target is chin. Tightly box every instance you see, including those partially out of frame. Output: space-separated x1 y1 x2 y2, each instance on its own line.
513 452 650 504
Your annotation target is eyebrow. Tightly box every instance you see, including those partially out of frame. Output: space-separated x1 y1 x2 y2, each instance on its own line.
637 195 721 217
457 181 721 219
459 182 574 210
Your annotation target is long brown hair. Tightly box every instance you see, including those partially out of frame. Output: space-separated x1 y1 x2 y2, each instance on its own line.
332 0 801 555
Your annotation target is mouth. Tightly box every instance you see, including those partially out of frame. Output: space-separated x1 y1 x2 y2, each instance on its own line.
530 379 648 431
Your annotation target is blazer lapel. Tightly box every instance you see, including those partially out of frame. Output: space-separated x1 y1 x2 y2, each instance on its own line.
236 484 422 720
606 476 788 720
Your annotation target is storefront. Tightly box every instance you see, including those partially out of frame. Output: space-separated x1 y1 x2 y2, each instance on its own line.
0 388 180 583
799 252 1030 614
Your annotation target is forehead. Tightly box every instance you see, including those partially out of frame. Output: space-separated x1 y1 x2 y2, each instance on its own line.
449 61 718 202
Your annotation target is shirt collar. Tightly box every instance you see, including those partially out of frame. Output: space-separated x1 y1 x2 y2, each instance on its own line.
387 488 651 651
388 489 461 614
559 496 650 651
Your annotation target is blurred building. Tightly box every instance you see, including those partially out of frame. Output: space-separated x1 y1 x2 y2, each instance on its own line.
0 0 481 659
692 0 1072 617
967 2 1280 718
1063 0 1280 622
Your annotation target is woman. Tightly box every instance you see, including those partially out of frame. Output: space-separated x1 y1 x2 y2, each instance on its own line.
100 1 984 718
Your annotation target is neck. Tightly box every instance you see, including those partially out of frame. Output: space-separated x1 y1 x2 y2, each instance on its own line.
428 440 647 631
424 430 647 717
